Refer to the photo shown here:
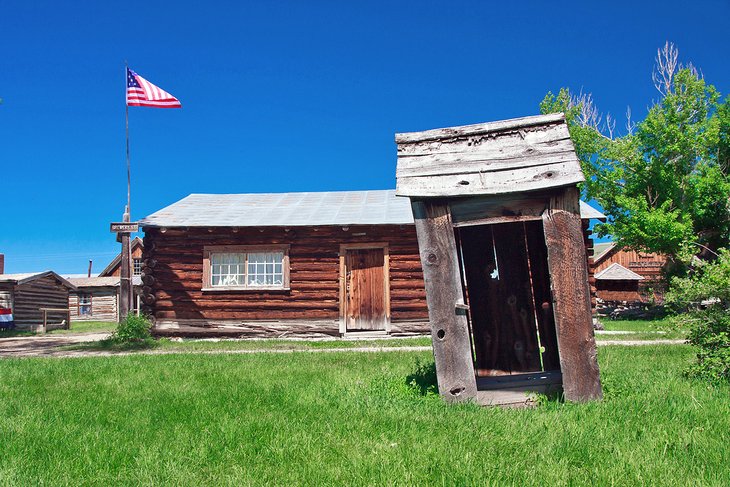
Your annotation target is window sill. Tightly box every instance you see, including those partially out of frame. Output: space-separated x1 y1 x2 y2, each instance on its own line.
201 286 291 293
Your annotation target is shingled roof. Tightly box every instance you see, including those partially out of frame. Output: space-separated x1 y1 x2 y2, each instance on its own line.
139 189 605 228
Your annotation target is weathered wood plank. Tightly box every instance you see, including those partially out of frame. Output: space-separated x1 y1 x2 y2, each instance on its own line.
397 146 576 178
396 162 584 198
542 187 602 402
395 113 565 144
411 199 477 403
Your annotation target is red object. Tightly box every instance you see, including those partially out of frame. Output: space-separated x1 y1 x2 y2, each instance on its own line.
126 68 182 108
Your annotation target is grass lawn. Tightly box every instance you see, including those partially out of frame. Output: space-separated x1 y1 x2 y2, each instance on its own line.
596 316 686 341
0 321 116 339
0 345 727 485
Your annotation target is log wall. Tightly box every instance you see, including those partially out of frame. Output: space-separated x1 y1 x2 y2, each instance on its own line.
141 225 428 326
10 275 70 329
69 289 118 322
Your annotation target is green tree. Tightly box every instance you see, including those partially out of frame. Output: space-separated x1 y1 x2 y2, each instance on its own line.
540 43 730 268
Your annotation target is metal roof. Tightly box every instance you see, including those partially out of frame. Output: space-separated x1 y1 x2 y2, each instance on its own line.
67 276 142 288
0 271 77 289
139 189 606 228
595 263 644 281
139 190 415 228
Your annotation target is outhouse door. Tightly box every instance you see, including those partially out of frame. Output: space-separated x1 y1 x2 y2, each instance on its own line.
342 246 389 332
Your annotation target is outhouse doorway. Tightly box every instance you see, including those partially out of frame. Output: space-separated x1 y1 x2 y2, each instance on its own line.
455 221 562 391
339 243 391 334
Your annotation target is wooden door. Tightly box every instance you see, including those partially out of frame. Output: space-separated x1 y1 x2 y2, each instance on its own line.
345 248 387 331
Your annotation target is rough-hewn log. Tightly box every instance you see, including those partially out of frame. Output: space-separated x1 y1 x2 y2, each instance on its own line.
411 199 477 403
542 187 602 402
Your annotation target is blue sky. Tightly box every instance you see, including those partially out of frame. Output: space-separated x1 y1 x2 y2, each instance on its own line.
2 0 729 274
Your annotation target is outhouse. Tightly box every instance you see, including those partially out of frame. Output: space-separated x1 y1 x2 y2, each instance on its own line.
395 113 602 406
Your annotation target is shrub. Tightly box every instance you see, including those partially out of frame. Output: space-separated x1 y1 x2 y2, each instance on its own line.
666 249 730 383
111 313 153 343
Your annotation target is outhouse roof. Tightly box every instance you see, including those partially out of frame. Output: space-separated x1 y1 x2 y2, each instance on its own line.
395 113 584 197
140 189 605 228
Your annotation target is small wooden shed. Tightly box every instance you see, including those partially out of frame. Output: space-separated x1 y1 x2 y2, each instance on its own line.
67 276 143 322
0 271 76 331
395 113 602 406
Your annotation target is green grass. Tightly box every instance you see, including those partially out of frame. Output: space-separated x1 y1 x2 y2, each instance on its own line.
0 321 116 339
0 345 727 485
50 320 117 335
600 316 675 332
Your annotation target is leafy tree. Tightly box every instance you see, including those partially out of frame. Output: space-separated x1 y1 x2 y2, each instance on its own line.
540 43 730 268
665 250 730 383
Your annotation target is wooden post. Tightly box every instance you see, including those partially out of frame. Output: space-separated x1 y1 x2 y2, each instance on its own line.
542 187 602 402
119 208 133 322
411 199 477 403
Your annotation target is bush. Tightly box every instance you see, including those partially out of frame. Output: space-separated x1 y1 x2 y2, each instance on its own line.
666 250 730 383
111 313 153 343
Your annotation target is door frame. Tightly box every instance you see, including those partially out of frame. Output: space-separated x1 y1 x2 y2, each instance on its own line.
338 242 391 335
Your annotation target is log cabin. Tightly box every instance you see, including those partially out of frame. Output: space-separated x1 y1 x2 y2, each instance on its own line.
592 242 667 306
67 276 142 322
139 188 602 339
0 271 76 331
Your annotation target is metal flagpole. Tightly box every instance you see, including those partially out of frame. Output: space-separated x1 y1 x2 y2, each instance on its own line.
119 62 133 321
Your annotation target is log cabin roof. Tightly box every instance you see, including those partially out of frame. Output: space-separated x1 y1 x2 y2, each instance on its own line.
140 189 605 228
139 190 415 228
0 271 77 289
594 263 644 281
395 113 584 197
66 276 142 288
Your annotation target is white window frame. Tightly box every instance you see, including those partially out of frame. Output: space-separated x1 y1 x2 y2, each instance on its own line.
78 293 92 316
133 258 143 276
202 245 290 291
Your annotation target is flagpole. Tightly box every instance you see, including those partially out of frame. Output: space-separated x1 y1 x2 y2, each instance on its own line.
120 62 132 321
125 61 131 221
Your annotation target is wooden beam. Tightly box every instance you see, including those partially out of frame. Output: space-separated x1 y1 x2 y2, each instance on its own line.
411 199 477 403
396 162 584 198
542 187 602 402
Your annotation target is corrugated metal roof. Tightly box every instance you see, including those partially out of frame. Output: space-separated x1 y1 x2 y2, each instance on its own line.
139 189 606 228
579 201 606 221
67 276 142 288
595 263 644 281
0 271 77 289
139 190 415 228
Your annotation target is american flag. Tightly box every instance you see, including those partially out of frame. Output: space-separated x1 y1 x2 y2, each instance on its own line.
126 68 182 108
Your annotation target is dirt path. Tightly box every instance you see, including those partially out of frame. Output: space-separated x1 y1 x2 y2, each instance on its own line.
0 333 687 359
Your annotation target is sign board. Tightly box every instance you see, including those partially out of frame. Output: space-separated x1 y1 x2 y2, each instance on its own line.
110 222 139 233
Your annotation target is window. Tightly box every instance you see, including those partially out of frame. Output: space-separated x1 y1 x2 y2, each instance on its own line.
133 258 143 276
203 245 289 290
78 293 92 316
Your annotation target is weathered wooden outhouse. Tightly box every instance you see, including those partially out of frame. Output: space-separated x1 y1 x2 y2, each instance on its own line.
395 113 602 406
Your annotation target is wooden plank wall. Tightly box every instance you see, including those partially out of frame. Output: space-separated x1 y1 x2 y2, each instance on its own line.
106 244 144 277
69 289 118 322
141 225 428 324
594 247 666 278
12 275 70 329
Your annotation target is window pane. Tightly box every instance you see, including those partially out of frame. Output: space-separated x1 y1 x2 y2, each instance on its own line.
247 252 284 287
211 252 245 286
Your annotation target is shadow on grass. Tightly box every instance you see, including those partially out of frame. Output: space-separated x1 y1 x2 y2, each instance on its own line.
406 359 438 396
63 338 160 353
0 329 35 339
